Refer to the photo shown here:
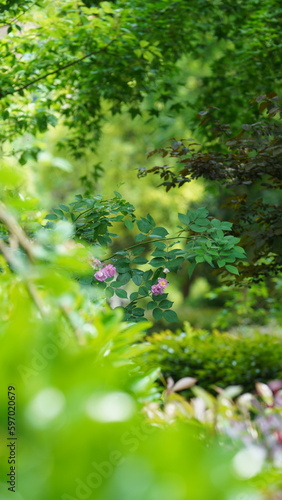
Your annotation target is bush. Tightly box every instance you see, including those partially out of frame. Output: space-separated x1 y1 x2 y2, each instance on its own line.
145 323 282 393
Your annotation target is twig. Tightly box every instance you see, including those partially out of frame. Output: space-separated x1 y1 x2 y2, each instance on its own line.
101 236 194 262
60 304 85 345
0 238 46 317
0 202 34 261
0 0 37 29
125 292 150 310
1 40 115 98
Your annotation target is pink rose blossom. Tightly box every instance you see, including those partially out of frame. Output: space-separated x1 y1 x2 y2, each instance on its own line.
94 269 107 281
151 284 165 295
158 278 169 287
102 264 116 278
94 263 116 281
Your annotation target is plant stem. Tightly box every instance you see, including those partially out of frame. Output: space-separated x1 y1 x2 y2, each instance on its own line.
125 293 150 310
1 40 115 99
101 236 190 262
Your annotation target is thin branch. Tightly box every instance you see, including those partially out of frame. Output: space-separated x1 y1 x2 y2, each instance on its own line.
0 238 46 317
0 1 37 29
0 202 34 260
101 236 192 262
125 292 150 310
1 40 115 98
60 304 85 345
73 205 97 222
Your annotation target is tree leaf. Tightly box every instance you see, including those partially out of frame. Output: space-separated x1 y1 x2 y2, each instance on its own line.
132 307 144 317
226 265 239 275
163 310 178 322
105 287 114 298
153 308 163 320
45 214 58 220
124 220 134 230
137 218 153 233
132 273 143 286
188 262 196 278
159 299 173 309
151 227 168 238
178 213 190 225
135 233 148 242
133 257 147 265
190 224 207 232
115 288 128 299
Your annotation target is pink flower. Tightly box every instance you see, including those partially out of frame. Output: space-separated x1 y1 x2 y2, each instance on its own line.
158 278 169 287
94 264 116 281
151 284 165 295
102 264 116 278
94 269 107 281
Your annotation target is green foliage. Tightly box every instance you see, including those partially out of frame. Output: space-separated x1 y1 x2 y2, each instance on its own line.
1 0 281 159
0 199 261 500
45 192 136 245
145 325 282 393
210 277 282 329
143 95 282 282
45 194 246 322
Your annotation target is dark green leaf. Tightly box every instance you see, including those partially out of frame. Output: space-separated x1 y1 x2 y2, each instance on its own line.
111 280 123 288
204 255 214 267
124 220 134 230
118 272 131 285
133 257 147 265
151 227 168 238
163 310 178 322
159 299 173 308
190 224 207 232
153 308 163 320
178 213 190 225
105 287 114 298
135 233 148 242
132 308 144 317
45 214 58 220
136 218 152 233
115 289 128 299
132 246 146 255
188 262 196 278
150 257 165 267
154 241 166 250
132 273 143 286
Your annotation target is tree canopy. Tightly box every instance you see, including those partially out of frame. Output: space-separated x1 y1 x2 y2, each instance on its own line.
142 94 282 281
1 0 282 159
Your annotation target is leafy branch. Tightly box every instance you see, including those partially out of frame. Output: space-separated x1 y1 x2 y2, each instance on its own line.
101 236 192 262
1 40 115 98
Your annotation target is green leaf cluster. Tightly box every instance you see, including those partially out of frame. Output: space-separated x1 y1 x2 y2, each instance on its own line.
44 196 245 323
145 325 282 394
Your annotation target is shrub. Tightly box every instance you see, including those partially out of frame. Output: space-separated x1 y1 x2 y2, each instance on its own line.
145 323 282 393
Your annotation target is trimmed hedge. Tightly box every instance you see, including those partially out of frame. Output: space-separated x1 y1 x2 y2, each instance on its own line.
145 324 282 393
